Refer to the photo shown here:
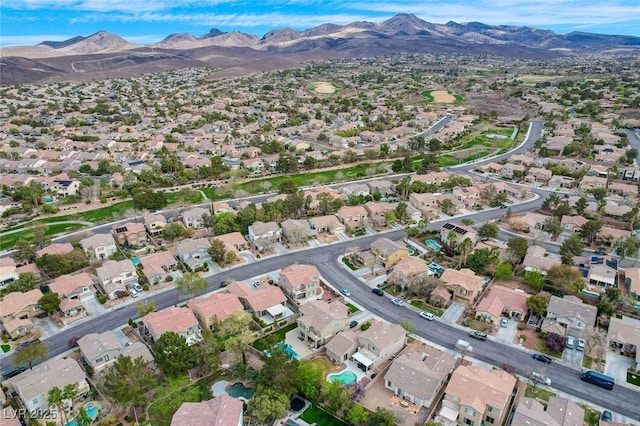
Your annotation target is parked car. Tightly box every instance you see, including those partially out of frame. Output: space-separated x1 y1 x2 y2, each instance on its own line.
531 371 551 386
596 248 608 255
340 288 351 297
133 283 143 292
391 298 404 307
566 336 575 349
130 289 139 298
577 338 585 351
532 353 552 364
372 287 384 296
469 330 487 340
2 366 26 379
500 318 509 328
419 311 435 321
601 410 613 422
349 320 358 329
18 339 41 350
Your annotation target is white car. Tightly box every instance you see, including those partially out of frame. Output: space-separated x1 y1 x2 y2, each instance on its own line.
391 298 404 307
419 311 435 321
130 289 139 298
133 283 143 292
577 338 585 351
531 372 551 386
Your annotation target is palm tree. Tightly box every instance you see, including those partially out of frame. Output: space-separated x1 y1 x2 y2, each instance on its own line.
458 238 474 268
47 386 69 426
62 384 78 418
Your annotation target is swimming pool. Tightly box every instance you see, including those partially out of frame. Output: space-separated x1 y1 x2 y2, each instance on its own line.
428 262 445 275
131 257 140 266
407 249 416 255
425 239 442 252
226 382 253 400
327 370 357 385
284 419 303 426
580 289 601 298
65 402 99 425
266 343 301 360
43 197 54 204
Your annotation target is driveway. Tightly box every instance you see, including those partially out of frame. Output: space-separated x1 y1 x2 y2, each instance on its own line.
495 319 518 343
83 294 107 317
605 351 635 388
561 347 583 368
441 301 465 323
273 242 288 255
35 317 60 339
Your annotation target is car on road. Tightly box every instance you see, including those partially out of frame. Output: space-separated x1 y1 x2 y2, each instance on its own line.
601 410 613 422
419 311 435 321
133 283 143 292
531 371 551 386
372 287 384 296
469 331 487 341
340 288 351 297
500 204 508 209
577 338 585 351
595 248 608 255
532 353 552 364
2 366 26 379
391 298 404 307
349 320 358 329
19 339 41 349
500 318 509 328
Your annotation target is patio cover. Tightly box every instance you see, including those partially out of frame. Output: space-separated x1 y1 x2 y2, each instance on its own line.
439 406 459 422
267 304 286 317
352 351 374 367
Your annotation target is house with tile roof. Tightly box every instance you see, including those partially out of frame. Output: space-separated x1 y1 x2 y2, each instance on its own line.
624 267 640 302
176 238 212 271
384 345 456 408
112 221 148 247
439 223 477 246
247 221 281 251
48 272 93 300
439 365 516 426
188 292 244 330
278 263 321 304
370 238 409 268
144 213 167 236
439 268 485 304
96 259 139 300
36 242 74 258
308 215 345 234
182 207 210 230
512 397 584 426
0 257 19 289
606 316 640 371
297 300 349 349
541 295 597 338
476 285 530 324
139 251 178 285
171 394 243 426
389 256 432 285
281 218 318 243
143 307 201 345
213 232 249 253
336 205 369 231
77 331 153 373
0 288 44 338
523 245 561 275
225 281 288 320
80 233 118 261
9 358 89 414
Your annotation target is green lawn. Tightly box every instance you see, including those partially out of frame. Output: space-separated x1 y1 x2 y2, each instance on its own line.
524 384 555 401
251 323 298 351
581 404 601 426
300 405 348 426
346 303 359 314
1 344 10 353
0 223 88 251
534 338 563 358
627 370 640 386
582 355 593 369
166 190 204 205
409 300 444 316
342 257 356 270
200 187 223 200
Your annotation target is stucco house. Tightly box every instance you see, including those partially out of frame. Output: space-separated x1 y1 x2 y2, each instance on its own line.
512 397 584 426
336 205 369 230
188 292 244 331
143 306 201 345
225 281 288 320
281 218 318 243
0 288 44 338
176 238 211 271
111 222 148 247
77 331 153 373
80 233 118 261
606 316 640 371
389 256 432 285
139 251 179 285
95 260 139 300
247 221 281 251
297 300 349 349
182 207 210 230
278 263 321 304
171 394 243 426
144 213 167 236
475 285 530 324
370 238 409 268
439 268 485 304
541 295 597 338
440 222 477 246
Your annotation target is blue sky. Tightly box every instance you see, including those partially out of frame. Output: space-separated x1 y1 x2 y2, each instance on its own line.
1 0 639 46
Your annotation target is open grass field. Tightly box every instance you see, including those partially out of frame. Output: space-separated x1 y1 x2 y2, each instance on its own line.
300 405 348 426
0 222 87 251
422 89 464 103
311 81 338 94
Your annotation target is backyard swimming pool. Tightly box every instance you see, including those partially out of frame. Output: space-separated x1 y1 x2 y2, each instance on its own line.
407 249 415 255
226 382 253 400
266 343 301 360
327 370 357 385
425 239 442 252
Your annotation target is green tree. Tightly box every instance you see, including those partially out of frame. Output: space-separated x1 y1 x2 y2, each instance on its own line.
31 225 51 249
102 356 157 409
5 272 39 293
461 218 474 226
439 198 455 215
247 386 289 425
590 187 607 203
579 220 602 245
131 188 168 211
367 407 395 426
466 248 496 275
553 201 572 218
153 332 195 377
201 213 215 230
295 360 323 404
15 341 47 369
543 216 562 240
574 197 588 215
399 320 416 334
258 346 299 395
279 178 298 194
162 222 188 241
38 292 61 315
546 264 585 293
175 271 208 299
478 221 499 239
507 237 529 264
217 311 254 364
560 234 585 265
494 262 513 280
526 294 550 316
208 239 227 263
192 329 221 376
541 193 560 211
13 240 36 264
47 386 69 426
322 380 350 413
136 300 157 317
395 202 408 222
524 270 545 292
614 235 639 261
346 404 369 425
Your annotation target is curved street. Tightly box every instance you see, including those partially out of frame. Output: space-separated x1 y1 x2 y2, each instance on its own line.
3 120 639 420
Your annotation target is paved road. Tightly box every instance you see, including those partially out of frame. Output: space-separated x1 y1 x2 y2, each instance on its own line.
3 121 640 420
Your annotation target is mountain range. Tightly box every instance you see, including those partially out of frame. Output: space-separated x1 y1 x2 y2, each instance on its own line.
1 13 639 86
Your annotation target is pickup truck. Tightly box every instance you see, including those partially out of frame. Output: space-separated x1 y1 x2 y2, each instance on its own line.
469 331 487 341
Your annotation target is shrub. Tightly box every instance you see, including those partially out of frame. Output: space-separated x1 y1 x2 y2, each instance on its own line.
517 322 526 330
124 416 133 422
545 332 565 352
143 284 149 291
97 294 107 304
85 199 92 204
360 321 372 331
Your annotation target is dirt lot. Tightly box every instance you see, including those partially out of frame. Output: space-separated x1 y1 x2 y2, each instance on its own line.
312 81 337 94
431 90 456 103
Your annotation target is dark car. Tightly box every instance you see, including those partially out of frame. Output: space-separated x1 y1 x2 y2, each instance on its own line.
349 320 358 329
372 287 384 296
532 353 552 364
601 410 613 422
469 331 487 341
595 248 608 255
2 366 26 379
18 339 41 350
